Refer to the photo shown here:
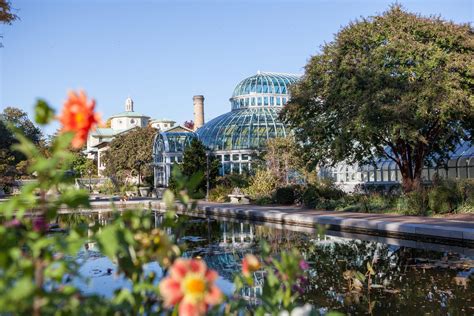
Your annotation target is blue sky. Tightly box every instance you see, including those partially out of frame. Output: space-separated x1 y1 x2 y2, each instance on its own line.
1 0 472 135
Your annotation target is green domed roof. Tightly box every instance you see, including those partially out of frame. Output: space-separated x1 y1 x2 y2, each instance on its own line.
232 72 300 98
196 107 289 151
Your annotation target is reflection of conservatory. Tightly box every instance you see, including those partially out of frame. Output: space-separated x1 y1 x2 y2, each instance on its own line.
326 141 474 192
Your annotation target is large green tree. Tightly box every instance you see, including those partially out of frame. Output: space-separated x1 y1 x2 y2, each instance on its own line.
102 126 156 185
0 107 44 184
282 5 474 192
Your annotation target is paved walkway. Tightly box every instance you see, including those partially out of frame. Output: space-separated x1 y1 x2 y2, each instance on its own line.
196 202 474 229
153 201 474 246
6 196 473 246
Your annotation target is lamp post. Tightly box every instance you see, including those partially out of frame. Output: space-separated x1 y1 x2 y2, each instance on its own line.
136 159 144 191
87 169 92 193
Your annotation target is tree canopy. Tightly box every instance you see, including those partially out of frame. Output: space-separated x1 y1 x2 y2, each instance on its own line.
0 0 18 47
0 0 17 24
102 126 156 185
263 136 310 185
282 5 474 192
0 107 44 186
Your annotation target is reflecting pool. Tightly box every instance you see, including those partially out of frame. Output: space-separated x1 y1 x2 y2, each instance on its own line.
59 211 474 315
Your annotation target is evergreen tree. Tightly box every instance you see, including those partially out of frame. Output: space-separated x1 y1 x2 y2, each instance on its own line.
181 138 219 196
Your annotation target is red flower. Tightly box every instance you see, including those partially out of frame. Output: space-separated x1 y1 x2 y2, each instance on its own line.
59 90 100 149
159 258 223 316
242 254 260 278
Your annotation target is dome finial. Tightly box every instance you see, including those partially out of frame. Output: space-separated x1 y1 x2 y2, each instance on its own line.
257 70 261 75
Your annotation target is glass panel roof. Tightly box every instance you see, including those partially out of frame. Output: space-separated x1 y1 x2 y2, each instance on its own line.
231 72 300 98
196 107 289 151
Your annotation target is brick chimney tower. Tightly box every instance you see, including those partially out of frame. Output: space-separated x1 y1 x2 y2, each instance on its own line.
193 95 205 131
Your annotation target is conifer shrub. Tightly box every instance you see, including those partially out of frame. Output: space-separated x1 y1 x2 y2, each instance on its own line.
275 186 296 205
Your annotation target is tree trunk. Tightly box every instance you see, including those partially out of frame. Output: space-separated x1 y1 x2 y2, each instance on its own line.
399 159 423 193
400 175 421 193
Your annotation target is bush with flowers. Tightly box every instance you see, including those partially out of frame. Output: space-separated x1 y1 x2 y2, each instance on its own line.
0 91 339 315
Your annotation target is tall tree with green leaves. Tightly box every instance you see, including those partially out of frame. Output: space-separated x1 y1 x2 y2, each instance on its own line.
102 126 156 185
181 138 219 195
264 136 308 185
282 5 474 192
0 107 44 183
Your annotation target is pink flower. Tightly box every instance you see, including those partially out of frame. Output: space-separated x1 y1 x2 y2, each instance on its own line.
242 254 260 278
4 218 21 228
299 260 310 270
159 258 223 316
32 216 49 233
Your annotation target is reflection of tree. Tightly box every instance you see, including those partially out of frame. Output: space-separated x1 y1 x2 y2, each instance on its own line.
56 212 474 314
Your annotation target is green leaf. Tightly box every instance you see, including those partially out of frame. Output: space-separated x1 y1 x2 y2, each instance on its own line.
34 99 55 125
163 190 175 209
59 188 90 209
8 277 34 300
97 225 119 258
355 271 366 282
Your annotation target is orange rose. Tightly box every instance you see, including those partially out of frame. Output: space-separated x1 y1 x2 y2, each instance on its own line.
59 90 100 149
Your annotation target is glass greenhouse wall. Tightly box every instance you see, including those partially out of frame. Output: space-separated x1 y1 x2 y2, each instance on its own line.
325 141 474 192
152 131 196 187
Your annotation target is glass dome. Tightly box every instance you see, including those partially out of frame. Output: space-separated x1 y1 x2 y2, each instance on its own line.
197 107 288 151
197 72 300 153
230 72 300 110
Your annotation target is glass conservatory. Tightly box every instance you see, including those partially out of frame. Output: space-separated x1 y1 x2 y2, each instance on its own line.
152 130 196 187
197 71 300 175
327 141 474 192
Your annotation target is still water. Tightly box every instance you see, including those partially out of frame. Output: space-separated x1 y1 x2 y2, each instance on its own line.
59 211 474 315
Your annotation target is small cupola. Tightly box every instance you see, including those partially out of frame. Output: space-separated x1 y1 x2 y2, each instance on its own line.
125 97 134 112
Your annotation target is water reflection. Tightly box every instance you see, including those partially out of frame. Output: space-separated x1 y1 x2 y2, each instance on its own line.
57 211 474 314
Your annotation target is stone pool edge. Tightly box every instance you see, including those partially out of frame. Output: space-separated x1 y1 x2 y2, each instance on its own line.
153 201 474 247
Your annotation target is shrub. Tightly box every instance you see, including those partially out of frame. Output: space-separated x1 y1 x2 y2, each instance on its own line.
302 185 320 208
216 174 250 189
275 186 295 205
291 184 305 206
98 179 118 195
457 179 474 205
244 169 278 200
397 189 429 216
302 181 346 209
255 196 274 205
428 179 462 214
317 179 345 200
457 201 474 213
208 185 232 202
